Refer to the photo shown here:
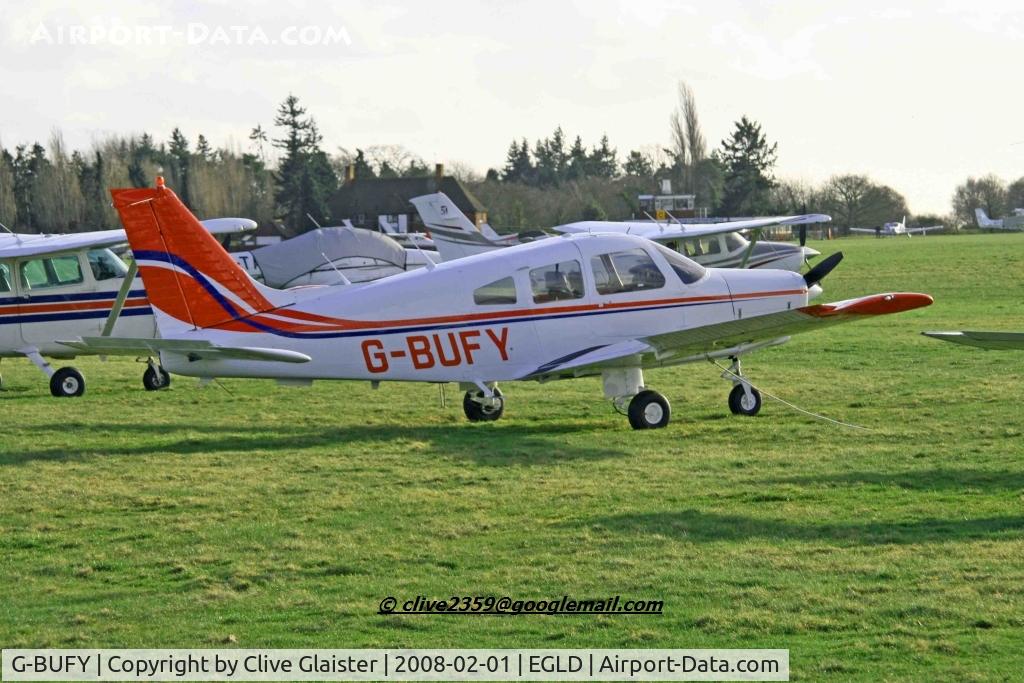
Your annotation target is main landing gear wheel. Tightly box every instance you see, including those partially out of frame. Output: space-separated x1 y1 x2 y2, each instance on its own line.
463 387 504 422
728 384 762 416
627 390 671 430
50 367 85 397
142 364 171 391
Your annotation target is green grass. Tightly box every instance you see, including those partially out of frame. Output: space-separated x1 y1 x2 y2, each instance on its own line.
1 234 1022 681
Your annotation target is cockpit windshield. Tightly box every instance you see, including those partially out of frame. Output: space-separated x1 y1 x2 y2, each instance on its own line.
652 243 707 285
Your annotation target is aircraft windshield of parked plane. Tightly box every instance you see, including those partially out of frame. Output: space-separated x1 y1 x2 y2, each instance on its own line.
0 217 255 397
59 178 932 430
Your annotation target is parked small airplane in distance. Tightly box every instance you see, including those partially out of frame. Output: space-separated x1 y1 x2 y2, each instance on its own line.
850 217 943 238
62 178 932 429
922 330 1024 350
231 225 438 288
410 193 825 272
0 217 254 396
975 208 1024 231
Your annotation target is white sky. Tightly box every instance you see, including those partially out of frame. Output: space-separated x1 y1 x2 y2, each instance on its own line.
1 0 1021 215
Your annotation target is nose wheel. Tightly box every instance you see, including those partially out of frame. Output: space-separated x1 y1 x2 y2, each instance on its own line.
723 357 761 416
463 386 504 422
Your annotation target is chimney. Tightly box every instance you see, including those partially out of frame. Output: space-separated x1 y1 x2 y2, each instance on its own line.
346 164 355 184
434 163 444 181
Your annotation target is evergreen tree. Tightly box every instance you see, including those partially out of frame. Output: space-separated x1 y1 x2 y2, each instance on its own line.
587 135 618 179
195 134 213 161
719 116 777 215
566 136 589 180
272 95 337 230
501 138 533 184
623 150 654 177
168 127 192 207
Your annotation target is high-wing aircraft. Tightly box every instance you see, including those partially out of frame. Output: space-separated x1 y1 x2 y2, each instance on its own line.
975 208 1024 231
410 192 824 271
62 179 932 429
850 217 943 237
922 331 1024 349
0 217 255 396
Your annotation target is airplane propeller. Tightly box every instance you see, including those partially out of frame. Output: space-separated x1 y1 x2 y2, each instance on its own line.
803 251 843 287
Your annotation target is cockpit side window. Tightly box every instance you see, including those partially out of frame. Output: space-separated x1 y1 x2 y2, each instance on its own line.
20 255 84 290
473 276 517 305
87 248 129 281
652 243 707 285
0 263 11 293
591 248 665 295
529 260 584 303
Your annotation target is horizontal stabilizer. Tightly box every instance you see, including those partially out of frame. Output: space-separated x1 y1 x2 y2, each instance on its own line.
57 337 312 363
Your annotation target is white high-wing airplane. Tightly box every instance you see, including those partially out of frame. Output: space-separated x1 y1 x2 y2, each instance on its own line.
410 193 824 271
975 208 1024 231
0 217 255 396
850 217 943 238
61 179 933 429
922 331 1024 350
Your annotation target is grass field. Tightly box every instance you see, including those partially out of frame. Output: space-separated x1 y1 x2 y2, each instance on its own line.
1 233 1022 681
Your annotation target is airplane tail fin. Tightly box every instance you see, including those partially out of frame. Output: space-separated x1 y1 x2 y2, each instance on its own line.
409 192 503 261
111 178 295 334
975 208 997 227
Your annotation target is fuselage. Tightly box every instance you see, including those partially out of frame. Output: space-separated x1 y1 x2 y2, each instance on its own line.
0 248 155 357
158 234 809 382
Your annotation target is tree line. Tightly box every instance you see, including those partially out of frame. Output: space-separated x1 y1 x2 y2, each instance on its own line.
0 88 1016 235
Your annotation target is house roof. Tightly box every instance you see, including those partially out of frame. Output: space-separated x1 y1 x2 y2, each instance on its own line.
329 175 486 219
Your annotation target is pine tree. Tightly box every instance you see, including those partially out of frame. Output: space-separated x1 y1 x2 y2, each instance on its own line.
501 138 533 184
719 116 777 215
272 95 337 230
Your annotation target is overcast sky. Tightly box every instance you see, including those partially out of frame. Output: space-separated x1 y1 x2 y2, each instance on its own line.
2 0 1021 215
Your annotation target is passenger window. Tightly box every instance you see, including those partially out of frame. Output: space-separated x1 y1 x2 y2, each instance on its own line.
474 276 517 305
653 243 707 285
87 249 129 281
591 249 665 295
0 263 10 292
529 260 584 303
20 255 84 290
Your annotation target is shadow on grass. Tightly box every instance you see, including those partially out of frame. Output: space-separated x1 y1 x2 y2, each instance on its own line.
589 509 1024 545
761 468 1024 492
0 421 626 467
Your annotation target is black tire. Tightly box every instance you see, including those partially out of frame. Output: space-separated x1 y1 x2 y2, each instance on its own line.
463 387 504 422
143 365 171 391
627 390 671 429
50 367 85 397
728 384 762 416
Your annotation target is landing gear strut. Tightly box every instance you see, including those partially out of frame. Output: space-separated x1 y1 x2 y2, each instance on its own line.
463 385 504 422
142 359 171 391
723 357 761 416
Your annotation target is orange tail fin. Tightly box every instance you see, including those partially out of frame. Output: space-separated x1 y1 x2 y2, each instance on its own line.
111 178 292 331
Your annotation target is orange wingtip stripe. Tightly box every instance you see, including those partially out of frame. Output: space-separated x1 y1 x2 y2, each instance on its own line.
804 292 934 317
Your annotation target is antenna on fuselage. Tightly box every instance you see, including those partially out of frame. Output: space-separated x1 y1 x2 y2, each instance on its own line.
306 213 323 229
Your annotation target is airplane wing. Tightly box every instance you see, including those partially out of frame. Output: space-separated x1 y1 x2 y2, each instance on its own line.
848 228 878 234
905 225 943 234
554 214 831 241
0 219 256 260
56 337 311 363
522 292 933 381
922 331 1024 350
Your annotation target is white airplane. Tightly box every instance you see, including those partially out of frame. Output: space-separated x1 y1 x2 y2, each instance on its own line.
231 225 439 288
850 217 943 238
923 331 1024 350
0 217 255 396
61 178 932 429
410 193 824 272
975 208 1024 231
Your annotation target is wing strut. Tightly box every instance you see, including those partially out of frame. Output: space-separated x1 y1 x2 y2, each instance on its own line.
740 228 762 267
100 259 138 337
